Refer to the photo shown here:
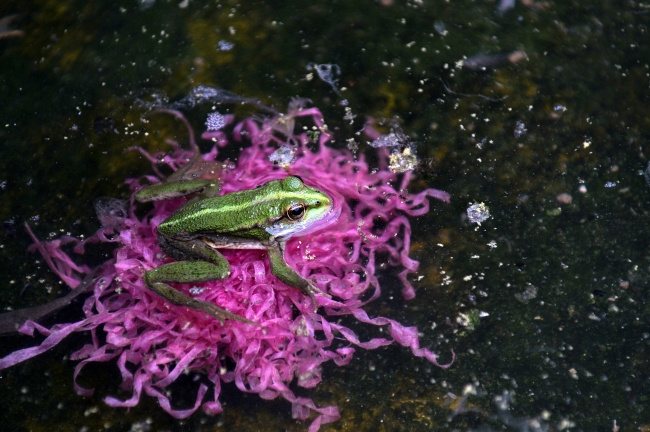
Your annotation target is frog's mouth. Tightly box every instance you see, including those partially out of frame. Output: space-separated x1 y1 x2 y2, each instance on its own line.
265 191 340 241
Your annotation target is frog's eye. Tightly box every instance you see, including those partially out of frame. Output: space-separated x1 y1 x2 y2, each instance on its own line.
286 203 306 221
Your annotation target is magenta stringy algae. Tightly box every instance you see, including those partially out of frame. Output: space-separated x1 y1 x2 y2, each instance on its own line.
0 104 452 431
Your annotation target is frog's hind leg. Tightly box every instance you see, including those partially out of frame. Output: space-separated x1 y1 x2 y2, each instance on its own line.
143 239 257 325
143 263 256 326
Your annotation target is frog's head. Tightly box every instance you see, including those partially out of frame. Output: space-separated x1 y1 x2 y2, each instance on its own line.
265 176 335 240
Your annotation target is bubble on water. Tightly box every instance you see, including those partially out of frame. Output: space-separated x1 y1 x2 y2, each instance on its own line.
205 112 226 131
467 202 490 225
604 182 616 188
268 145 296 168
645 162 650 187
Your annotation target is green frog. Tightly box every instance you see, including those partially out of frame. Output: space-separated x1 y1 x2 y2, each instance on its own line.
135 172 334 325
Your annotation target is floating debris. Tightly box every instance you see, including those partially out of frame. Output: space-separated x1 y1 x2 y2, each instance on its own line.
515 285 538 303
462 51 527 71
343 106 356 124
138 0 156 10
370 131 408 148
467 203 490 225
389 147 418 173
164 85 273 113
307 63 342 97
346 138 359 152
218 40 234 51
369 118 409 148
434 21 448 36
645 162 650 187
514 121 527 138
94 197 128 231
556 193 573 204
456 309 485 331
0 15 24 39
497 0 515 14
268 145 296 168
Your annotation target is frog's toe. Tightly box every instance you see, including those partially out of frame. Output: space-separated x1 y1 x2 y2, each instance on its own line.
309 283 331 299
302 282 331 312
189 298 259 327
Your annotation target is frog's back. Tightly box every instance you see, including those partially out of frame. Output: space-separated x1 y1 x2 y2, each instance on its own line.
157 176 331 239
159 190 269 233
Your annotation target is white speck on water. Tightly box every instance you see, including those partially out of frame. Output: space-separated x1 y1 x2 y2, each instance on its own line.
189 286 206 295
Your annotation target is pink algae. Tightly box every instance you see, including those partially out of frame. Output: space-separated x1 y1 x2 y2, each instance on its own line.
0 105 452 431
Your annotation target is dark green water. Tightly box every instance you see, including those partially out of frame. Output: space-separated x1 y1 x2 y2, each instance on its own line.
1 0 649 430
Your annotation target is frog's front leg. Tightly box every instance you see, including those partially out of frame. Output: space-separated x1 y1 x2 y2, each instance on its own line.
135 179 219 202
143 238 256 325
266 241 331 310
